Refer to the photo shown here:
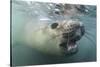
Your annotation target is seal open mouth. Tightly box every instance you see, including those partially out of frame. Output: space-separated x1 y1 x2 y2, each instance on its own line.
52 20 85 54
60 34 80 54
50 20 85 55
61 26 85 54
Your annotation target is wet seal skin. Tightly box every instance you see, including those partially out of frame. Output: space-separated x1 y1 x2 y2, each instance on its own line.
25 20 85 56
51 20 85 55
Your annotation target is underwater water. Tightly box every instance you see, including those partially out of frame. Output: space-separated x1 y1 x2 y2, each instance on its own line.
11 1 96 66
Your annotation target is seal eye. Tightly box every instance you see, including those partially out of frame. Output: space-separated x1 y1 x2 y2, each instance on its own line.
51 23 58 29
55 11 60 15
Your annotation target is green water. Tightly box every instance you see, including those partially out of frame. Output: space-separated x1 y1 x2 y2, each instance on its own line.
11 1 96 66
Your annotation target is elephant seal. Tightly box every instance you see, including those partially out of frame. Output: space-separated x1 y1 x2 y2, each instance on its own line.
25 20 85 56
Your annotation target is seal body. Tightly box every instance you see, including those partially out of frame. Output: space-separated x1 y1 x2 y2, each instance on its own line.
25 20 85 56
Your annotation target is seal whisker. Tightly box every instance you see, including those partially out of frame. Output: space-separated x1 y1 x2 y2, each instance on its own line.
85 26 95 29
85 31 95 37
84 34 95 45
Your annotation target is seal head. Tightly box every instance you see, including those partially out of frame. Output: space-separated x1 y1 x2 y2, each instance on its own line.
50 20 85 55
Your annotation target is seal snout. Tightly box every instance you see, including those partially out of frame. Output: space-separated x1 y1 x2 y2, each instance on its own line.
59 20 85 54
